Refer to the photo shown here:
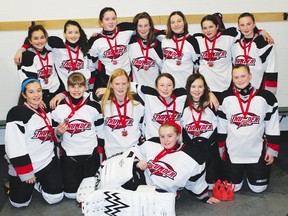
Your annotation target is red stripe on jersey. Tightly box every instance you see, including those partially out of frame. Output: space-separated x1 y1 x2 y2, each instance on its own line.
264 80 277 88
267 143 280 152
15 163 33 175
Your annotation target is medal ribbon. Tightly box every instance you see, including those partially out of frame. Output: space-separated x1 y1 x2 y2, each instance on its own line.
35 50 49 81
234 90 254 118
65 44 80 71
24 102 57 142
190 103 202 129
174 34 186 60
137 39 150 65
153 144 178 162
113 97 128 129
204 34 218 62
105 29 118 62
243 39 253 64
65 96 88 119
161 96 176 122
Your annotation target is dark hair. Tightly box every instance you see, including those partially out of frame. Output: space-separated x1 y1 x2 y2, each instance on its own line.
25 25 48 47
201 15 222 32
232 64 251 74
99 7 117 21
238 12 255 24
213 13 226 31
64 20 89 56
133 12 156 45
185 73 210 109
155 73 175 88
18 78 42 105
166 11 188 39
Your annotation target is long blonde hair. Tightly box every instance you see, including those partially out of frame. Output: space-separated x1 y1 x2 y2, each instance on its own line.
101 68 138 116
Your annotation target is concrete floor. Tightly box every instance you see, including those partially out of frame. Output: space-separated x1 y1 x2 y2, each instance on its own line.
1 135 288 216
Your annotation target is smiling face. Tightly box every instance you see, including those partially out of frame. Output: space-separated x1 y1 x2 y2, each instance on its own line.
100 10 117 32
238 16 256 38
68 83 87 99
159 125 180 150
64 24 80 44
202 20 218 39
22 82 43 109
110 75 129 101
170 14 185 34
190 78 205 102
137 18 151 39
156 76 174 99
232 66 252 89
29 30 47 52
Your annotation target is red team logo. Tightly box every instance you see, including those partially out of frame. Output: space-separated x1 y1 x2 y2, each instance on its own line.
105 116 134 131
152 111 181 124
147 160 177 180
60 59 84 71
132 57 155 71
32 126 53 143
185 120 213 137
37 65 53 80
202 48 227 61
66 119 91 136
103 45 127 59
230 113 260 129
162 48 183 60
234 55 256 66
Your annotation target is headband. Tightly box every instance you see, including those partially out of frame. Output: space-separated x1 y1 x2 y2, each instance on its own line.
163 121 182 134
21 78 40 92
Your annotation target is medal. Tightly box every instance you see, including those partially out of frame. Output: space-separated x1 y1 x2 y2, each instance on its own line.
44 77 49 84
208 61 214 67
174 34 186 67
176 60 182 65
112 60 118 65
143 65 149 70
194 131 200 137
241 119 248 126
138 38 151 71
122 129 128 136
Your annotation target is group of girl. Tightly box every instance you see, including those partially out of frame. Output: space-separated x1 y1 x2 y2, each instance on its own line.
6 7 279 208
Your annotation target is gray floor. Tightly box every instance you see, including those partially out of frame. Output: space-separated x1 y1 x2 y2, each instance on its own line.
1 135 288 216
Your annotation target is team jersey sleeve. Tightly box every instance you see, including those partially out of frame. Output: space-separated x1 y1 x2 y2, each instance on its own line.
217 97 228 159
5 107 34 181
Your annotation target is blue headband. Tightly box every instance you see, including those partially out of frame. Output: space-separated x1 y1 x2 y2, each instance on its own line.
21 78 40 92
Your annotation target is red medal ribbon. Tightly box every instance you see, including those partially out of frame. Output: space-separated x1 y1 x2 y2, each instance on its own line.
204 34 218 63
190 103 202 130
65 97 88 119
105 29 118 63
173 34 186 62
113 97 128 129
234 90 254 118
65 44 80 71
243 39 253 64
137 39 150 68
24 102 57 142
161 95 176 122
153 144 178 162
35 50 49 82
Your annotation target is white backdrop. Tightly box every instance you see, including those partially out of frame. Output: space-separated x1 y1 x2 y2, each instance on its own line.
0 0 287 120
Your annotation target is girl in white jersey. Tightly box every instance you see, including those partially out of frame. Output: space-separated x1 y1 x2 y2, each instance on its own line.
232 12 278 94
5 78 67 208
181 73 219 189
88 7 134 99
161 11 200 88
217 64 280 193
100 69 144 158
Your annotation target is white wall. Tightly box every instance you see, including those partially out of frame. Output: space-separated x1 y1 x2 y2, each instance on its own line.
0 0 288 120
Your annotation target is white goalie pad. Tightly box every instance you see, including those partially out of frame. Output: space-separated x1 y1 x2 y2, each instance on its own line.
77 176 99 203
82 185 176 216
98 150 135 189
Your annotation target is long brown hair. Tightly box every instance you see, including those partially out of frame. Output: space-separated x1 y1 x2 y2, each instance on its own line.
166 11 188 39
133 12 156 45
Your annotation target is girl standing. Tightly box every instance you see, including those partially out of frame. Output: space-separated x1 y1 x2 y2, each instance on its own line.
180 74 219 189
128 12 163 87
